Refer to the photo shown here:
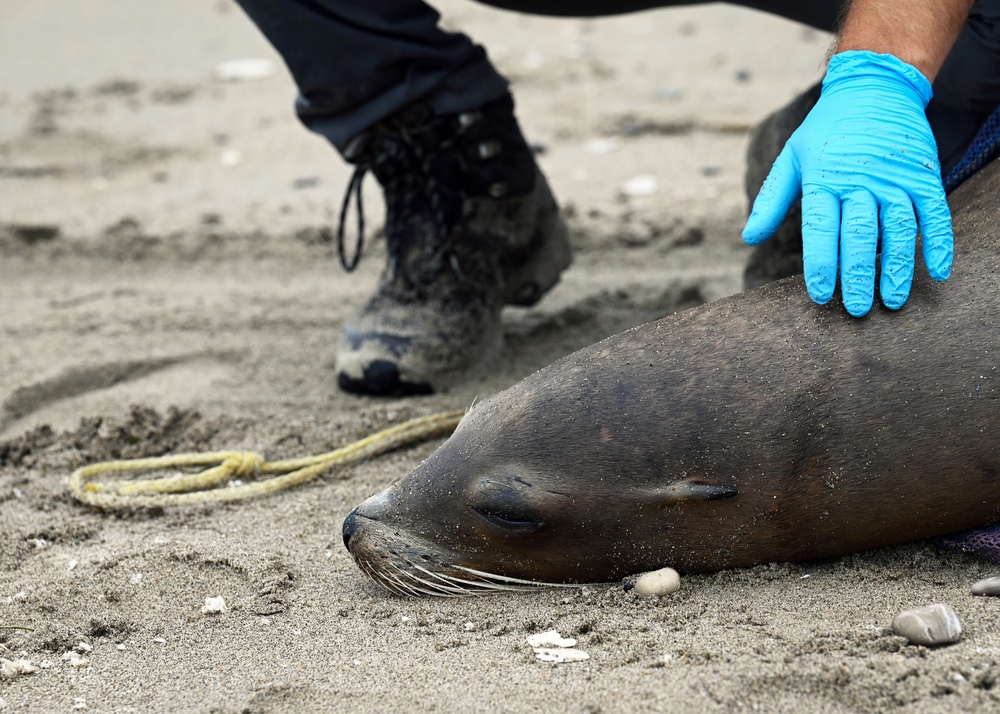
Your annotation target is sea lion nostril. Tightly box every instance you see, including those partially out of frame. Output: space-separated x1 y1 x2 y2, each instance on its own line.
342 509 360 550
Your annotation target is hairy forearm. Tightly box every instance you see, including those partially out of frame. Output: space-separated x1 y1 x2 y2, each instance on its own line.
836 0 975 81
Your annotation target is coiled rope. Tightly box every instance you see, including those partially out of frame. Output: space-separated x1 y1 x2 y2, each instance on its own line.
69 410 464 509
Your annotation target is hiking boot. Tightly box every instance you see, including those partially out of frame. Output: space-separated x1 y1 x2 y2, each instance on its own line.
334 93 572 396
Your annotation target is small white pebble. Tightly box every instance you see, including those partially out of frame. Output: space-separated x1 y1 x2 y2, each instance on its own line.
220 149 242 167
655 86 683 101
526 630 576 648
65 655 88 669
628 567 681 597
73 697 87 710
152 637 166 644
29 538 48 550
1 658 39 680
533 647 590 663
214 58 277 82
129 573 143 585
622 175 658 198
293 630 301 636
893 604 962 646
522 51 545 70
39 660 53 669
353 659 362 666
971 576 1000 596
201 596 227 614
67 559 78 571
75 642 92 653
584 137 622 155
463 622 475 632
116 645 126 651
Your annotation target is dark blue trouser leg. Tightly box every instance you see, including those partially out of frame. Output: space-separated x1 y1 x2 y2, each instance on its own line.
235 0 1000 173
233 0 847 153
234 0 510 151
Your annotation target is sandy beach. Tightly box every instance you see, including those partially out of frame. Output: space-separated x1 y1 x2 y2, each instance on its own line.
3 1 1000 711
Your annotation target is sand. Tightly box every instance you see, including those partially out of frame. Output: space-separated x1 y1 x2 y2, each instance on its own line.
3 1 1000 712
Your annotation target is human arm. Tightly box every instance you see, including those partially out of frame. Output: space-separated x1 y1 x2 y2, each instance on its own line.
743 0 975 317
837 0 974 82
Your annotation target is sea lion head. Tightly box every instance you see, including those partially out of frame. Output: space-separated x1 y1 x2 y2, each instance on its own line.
342 359 740 596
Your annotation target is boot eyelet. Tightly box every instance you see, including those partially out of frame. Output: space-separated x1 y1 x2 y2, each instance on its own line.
457 111 482 130
477 141 502 160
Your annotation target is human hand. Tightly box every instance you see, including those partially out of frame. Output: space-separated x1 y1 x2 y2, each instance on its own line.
742 51 953 317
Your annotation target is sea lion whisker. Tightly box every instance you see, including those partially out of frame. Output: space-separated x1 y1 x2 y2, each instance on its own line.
436 573 533 593
396 573 469 597
393 563 493 596
453 566 574 589
392 561 465 597
388 561 464 598
438 567 548 592
358 559 384 587
362 562 403 596
363 559 414 597
411 563 513 595
366 479 401 500
394 577 441 597
382 563 426 597
407 564 478 596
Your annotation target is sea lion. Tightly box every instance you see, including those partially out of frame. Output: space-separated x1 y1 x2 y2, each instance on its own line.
342 155 1000 597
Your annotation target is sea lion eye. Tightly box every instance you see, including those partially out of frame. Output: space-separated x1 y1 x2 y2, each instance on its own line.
472 506 545 534
470 478 546 534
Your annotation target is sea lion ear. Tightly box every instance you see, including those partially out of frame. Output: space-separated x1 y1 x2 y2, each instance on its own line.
647 478 739 505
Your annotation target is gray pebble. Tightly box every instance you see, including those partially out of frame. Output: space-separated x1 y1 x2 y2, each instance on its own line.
971 576 1000 596
655 86 683 101
892 604 962 646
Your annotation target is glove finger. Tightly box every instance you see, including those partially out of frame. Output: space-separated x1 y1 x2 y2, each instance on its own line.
743 143 801 246
839 189 879 317
801 187 840 306
911 181 954 281
878 190 917 311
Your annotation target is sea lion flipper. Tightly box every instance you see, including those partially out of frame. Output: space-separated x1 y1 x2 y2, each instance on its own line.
651 479 739 505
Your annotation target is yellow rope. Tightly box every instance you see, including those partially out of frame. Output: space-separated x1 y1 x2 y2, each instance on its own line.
68 409 465 509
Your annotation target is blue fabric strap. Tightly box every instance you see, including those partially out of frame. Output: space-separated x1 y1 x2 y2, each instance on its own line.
943 102 1000 193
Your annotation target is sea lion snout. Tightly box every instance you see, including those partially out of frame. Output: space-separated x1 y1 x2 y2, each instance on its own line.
342 508 360 549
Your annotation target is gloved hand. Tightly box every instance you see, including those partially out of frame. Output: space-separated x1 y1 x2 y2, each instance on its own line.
742 51 953 317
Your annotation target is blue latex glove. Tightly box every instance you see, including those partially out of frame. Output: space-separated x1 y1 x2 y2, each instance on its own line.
742 51 954 317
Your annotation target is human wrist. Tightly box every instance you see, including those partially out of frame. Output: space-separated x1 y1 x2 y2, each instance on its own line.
824 50 933 108
835 0 974 82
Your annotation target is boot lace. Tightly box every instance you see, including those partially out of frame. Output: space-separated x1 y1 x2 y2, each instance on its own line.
337 119 467 286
